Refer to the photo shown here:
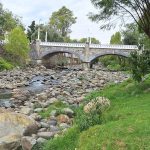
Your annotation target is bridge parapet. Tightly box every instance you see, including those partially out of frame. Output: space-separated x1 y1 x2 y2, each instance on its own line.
90 44 138 50
40 42 85 48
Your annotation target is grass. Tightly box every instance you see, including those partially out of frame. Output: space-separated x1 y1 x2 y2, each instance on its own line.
40 75 150 150
39 101 68 118
43 127 80 150
78 76 150 150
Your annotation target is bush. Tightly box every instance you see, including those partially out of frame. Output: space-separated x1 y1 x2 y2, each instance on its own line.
0 57 13 71
75 99 103 131
4 27 30 65
129 50 150 82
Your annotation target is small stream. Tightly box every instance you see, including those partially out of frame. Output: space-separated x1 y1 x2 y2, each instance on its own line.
0 75 59 108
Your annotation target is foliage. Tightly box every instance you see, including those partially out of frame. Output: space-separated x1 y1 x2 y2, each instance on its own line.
78 77 150 150
49 6 76 37
31 23 64 42
75 103 102 131
129 50 150 82
79 37 100 44
0 2 23 40
110 32 122 44
27 21 36 42
4 27 30 65
121 23 150 49
43 127 80 150
99 55 129 71
0 57 13 70
89 0 150 38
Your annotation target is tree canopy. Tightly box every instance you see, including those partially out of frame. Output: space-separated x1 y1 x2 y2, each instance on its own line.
27 21 36 42
49 6 77 37
89 0 150 38
110 32 122 44
0 2 23 40
122 23 150 48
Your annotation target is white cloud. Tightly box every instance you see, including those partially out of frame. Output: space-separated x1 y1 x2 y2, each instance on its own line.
1 0 119 43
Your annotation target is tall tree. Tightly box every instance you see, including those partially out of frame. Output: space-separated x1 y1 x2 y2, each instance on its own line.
89 0 150 38
49 6 77 37
110 32 122 44
27 21 36 42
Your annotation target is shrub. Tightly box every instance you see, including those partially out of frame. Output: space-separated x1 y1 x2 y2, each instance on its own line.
129 50 150 82
75 99 104 131
4 27 30 65
0 57 13 71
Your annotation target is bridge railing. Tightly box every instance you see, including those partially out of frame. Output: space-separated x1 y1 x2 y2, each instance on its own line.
40 42 138 50
90 44 138 50
40 42 85 48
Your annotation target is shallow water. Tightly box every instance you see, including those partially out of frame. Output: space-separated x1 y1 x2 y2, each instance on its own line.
0 75 59 107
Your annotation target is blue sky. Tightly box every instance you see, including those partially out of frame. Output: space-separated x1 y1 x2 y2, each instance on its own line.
1 0 120 44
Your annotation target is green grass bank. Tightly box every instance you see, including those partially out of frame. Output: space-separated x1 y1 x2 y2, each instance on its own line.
34 75 150 150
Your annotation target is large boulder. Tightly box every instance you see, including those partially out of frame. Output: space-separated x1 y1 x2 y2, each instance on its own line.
0 108 38 150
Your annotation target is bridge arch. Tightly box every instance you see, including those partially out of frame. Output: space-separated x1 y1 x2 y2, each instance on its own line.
41 49 84 62
88 51 129 64
40 49 84 68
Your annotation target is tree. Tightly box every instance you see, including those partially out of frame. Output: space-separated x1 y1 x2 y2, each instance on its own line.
27 21 36 42
79 37 100 44
49 6 77 37
89 0 150 39
110 32 122 44
91 37 100 44
122 23 150 48
0 2 23 40
5 27 30 64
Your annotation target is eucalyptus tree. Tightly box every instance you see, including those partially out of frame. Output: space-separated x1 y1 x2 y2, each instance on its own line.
49 6 77 37
89 0 150 38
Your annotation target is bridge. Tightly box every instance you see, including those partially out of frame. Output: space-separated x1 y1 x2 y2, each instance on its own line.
30 40 138 69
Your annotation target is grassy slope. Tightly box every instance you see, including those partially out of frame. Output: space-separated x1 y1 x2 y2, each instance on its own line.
41 76 150 150
78 77 150 150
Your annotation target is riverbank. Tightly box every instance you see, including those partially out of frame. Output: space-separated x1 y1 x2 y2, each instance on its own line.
42 75 150 150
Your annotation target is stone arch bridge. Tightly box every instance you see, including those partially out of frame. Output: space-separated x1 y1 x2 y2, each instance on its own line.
30 40 138 69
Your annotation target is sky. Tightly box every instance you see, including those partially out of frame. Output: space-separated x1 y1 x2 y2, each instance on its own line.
1 0 120 44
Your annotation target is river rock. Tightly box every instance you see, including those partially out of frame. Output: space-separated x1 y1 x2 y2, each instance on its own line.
57 114 70 124
37 137 47 143
21 136 36 150
0 109 38 150
62 108 74 117
20 107 33 115
37 132 55 139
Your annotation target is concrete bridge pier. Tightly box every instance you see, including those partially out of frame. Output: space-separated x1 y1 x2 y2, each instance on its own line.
82 62 91 70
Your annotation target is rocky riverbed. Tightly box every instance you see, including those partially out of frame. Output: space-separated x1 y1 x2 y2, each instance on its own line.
0 65 129 150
